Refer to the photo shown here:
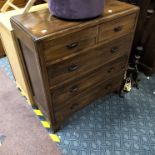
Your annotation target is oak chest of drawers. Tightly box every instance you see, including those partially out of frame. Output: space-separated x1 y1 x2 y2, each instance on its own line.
11 1 139 132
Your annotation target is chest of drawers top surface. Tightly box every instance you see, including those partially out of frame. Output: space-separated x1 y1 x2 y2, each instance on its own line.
11 1 139 41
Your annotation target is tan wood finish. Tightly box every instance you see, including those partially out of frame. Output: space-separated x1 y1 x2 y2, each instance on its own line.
0 0 46 13
0 0 27 9
11 1 139 132
0 3 48 105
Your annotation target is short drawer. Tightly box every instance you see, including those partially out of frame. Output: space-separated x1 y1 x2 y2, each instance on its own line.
99 13 136 42
52 56 127 109
47 34 133 87
54 74 123 123
43 26 98 63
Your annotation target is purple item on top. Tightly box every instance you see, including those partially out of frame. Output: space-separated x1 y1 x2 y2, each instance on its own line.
48 0 105 20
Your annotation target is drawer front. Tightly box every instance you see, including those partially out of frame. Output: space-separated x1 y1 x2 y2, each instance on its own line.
43 26 98 63
54 74 123 123
52 56 127 109
47 34 133 87
99 13 136 42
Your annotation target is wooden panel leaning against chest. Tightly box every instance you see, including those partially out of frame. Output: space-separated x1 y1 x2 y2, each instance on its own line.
11 0 139 132
0 0 28 57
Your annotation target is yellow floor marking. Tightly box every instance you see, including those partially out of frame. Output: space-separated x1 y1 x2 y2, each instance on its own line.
16 82 60 143
41 121 50 128
33 109 43 116
49 134 61 143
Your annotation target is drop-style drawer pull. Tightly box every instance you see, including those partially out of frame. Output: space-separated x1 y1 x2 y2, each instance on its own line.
67 42 79 49
114 26 123 32
111 47 119 53
70 103 79 110
146 9 154 18
147 9 154 15
107 67 115 73
68 64 79 72
70 85 79 93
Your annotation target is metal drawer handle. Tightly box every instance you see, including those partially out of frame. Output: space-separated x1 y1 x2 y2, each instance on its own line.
108 67 115 73
70 103 79 110
147 9 154 15
70 85 79 93
147 9 154 18
114 26 123 32
111 47 119 53
68 64 78 72
67 42 79 49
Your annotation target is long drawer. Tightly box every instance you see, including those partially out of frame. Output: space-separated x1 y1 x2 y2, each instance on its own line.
52 56 127 110
43 26 98 63
54 74 123 123
99 13 136 42
47 34 133 87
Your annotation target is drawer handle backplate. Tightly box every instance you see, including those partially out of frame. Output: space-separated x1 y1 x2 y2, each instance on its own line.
68 64 78 72
67 42 79 49
111 47 119 53
70 85 79 93
147 9 154 18
114 26 123 32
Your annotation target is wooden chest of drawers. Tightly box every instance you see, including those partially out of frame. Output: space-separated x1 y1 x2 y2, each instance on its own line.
11 1 139 132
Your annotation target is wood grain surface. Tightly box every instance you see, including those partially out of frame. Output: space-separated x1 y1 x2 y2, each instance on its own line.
11 0 139 132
